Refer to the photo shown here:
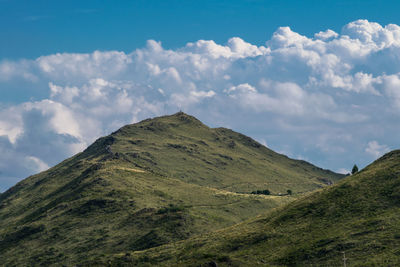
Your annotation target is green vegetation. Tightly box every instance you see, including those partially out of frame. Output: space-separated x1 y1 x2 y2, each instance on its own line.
250 189 270 195
110 150 400 266
0 112 343 265
352 164 359 174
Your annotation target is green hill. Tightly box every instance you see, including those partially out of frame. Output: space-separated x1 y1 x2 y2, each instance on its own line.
0 112 342 266
115 150 400 266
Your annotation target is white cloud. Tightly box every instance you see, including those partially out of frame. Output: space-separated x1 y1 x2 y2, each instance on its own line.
184 37 268 59
1 19 400 190
341 20 400 48
378 74 400 108
0 60 38 82
315 29 338 41
36 51 132 80
190 90 216 98
0 108 23 144
365 141 390 158
26 156 50 173
225 83 257 93
336 168 350 175
268 26 310 49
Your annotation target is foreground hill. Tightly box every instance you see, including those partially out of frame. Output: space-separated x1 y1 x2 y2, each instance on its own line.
113 150 400 266
0 112 342 265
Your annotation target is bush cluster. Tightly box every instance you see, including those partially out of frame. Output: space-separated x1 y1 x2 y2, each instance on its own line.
251 189 270 195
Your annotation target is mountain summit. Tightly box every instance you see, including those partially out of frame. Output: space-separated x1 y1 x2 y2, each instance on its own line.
86 112 341 191
0 112 342 265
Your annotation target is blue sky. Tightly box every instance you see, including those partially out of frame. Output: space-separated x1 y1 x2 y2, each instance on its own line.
1 0 400 191
2 0 400 59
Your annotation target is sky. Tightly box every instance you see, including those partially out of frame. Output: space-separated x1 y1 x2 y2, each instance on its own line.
1 0 400 191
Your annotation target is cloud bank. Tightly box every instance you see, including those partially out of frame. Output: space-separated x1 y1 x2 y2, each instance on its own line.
0 19 399 191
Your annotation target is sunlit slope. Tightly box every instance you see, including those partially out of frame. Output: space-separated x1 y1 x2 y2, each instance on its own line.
0 112 342 266
97 112 342 193
117 150 400 266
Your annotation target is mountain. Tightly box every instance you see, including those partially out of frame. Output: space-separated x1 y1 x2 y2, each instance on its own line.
0 112 342 265
115 149 400 266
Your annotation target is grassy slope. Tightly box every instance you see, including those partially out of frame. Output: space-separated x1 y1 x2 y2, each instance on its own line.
115 150 400 266
109 112 342 193
0 112 342 265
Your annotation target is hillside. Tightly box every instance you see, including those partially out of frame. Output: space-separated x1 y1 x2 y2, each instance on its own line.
114 150 400 266
0 112 342 265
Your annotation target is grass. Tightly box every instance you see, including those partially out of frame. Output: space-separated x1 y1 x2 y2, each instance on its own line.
110 150 400 266
0 112 343 266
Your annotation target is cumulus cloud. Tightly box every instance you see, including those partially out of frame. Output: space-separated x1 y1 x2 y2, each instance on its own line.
1 19 400 190
336 168 350 175
365 141 390 158
315 29 339 41
378 74 400 108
